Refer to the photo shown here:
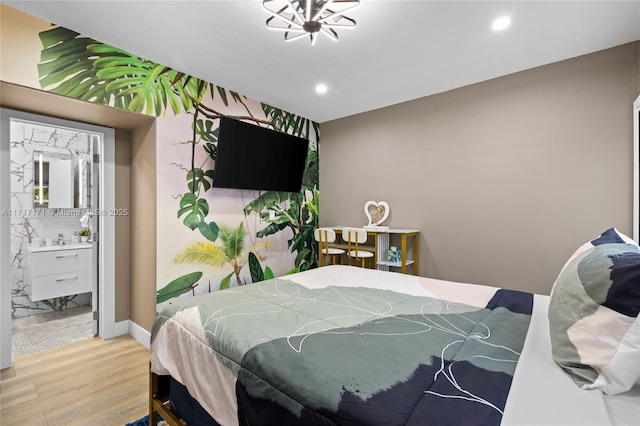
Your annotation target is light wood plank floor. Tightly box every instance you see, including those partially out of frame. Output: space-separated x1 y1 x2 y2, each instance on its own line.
0 335 149 426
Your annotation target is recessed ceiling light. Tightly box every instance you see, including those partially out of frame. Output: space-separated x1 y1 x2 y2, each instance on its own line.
492 16 511 31
316 83 328 94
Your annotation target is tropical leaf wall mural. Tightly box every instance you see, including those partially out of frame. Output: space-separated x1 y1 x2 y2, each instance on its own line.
34 23 320 310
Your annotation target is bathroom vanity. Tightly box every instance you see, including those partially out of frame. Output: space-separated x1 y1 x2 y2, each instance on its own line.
24 244 92 301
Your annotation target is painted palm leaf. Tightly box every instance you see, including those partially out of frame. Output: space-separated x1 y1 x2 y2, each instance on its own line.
239 241 270 266
173 224 270 289
218 223 247 260
262 104 320 140
173 241 228 267
302 146 319 188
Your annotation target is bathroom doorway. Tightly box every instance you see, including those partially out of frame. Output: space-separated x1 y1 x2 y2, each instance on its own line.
634 94 639 244
0 108 117 368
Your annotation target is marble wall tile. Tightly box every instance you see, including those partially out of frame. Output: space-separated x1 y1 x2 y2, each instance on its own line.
10 193 32 210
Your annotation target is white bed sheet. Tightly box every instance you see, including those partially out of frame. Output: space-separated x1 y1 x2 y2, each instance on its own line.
502 294 614 425
603 385 640 426
152 265 639 425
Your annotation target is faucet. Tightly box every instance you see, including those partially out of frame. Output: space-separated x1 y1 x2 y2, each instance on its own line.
58 233 64 246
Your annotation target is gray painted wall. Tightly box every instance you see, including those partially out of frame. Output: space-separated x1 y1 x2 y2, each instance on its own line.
320 42 640 295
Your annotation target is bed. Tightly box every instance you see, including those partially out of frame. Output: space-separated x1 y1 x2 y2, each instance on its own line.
150 229 640 426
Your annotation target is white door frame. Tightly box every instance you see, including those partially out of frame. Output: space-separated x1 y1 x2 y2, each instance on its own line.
0 108 116 368
634 95 639 244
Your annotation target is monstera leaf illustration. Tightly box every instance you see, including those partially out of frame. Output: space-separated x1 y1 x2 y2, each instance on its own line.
186 168 215 193
178 193 209 230
37 26 240 117
38 27 116 105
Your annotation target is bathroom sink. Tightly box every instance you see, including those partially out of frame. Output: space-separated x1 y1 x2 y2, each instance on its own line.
29 243 92 252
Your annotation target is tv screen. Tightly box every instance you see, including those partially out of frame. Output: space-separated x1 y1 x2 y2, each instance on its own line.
214 117 309 192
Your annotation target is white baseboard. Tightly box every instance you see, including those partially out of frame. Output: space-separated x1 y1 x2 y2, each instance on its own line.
129 320 151 349
114 320 129 337
114 319 151 349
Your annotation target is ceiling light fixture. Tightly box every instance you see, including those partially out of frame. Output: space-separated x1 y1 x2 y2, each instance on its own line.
492 16 511 31
263 0 360 45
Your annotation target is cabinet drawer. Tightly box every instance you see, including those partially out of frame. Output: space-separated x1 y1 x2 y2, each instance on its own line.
30 249 92 277
30 269 92 302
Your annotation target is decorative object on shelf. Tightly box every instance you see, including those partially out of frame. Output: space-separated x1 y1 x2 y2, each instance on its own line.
263 0 360 45
363 200 389 230
388 246 401 264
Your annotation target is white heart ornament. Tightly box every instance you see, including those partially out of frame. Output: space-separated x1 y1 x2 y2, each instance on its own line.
364 201 390 227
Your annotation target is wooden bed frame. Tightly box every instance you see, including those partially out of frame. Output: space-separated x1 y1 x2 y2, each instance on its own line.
149 365 185 426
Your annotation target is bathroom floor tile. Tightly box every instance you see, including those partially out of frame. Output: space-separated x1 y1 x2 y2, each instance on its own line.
11 305 94 359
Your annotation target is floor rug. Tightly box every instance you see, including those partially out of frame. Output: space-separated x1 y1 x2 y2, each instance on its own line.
124 414 167 426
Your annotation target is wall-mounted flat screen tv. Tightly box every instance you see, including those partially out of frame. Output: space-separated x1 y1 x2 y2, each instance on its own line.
214 117 309 193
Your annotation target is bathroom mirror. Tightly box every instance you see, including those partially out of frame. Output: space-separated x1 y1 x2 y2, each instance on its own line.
32 152 91 209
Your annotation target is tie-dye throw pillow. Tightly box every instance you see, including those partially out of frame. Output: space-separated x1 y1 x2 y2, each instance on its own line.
549 228 640 394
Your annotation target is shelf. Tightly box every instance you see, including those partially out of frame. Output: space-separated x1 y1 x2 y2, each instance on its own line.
377 260 415 268
329 227 420 275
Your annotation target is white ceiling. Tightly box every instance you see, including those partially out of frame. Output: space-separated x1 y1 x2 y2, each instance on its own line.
5 1 640 123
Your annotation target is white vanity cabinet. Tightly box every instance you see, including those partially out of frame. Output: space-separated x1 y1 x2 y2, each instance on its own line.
25 245 92 301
